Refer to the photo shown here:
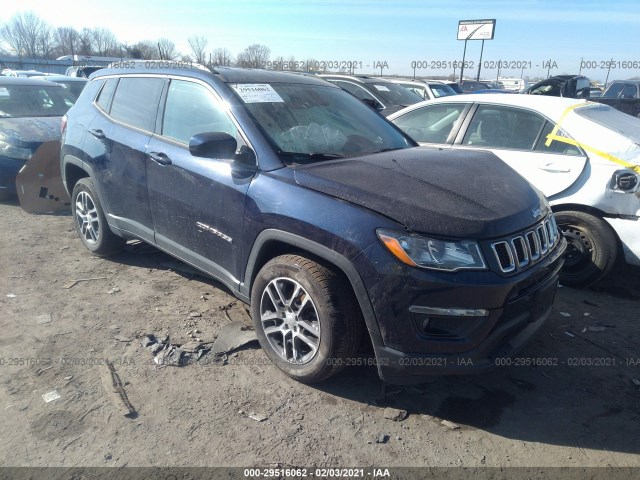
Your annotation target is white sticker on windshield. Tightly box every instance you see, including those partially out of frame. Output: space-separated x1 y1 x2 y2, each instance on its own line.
373 85 390 92
0 88 9 97
232 84 284 103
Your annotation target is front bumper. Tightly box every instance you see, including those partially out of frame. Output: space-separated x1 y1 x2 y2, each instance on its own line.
604 216 640 266
354 236 566 385
0 155 27 196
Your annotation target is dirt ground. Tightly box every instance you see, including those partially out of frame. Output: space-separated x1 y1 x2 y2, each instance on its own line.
1 199 639 470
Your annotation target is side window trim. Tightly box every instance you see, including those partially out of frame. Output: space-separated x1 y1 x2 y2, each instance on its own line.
155 79 170 134
452 103 478 144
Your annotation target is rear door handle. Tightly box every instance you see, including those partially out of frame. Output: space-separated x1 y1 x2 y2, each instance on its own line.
540 162 571 173
149 152 172 166
89 128 105 139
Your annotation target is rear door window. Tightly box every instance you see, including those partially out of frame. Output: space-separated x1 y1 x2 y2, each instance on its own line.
95 78 118 113
109 77 164 132
463 105 546 150
534 122 582 155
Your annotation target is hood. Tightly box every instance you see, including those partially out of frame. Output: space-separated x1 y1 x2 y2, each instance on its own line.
293 148 548 239
0 117 62 149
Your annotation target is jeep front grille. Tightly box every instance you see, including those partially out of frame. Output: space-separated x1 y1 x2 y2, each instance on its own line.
491 216 559 273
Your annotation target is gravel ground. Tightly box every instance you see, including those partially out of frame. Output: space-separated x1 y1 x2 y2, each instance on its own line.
1 199 639 470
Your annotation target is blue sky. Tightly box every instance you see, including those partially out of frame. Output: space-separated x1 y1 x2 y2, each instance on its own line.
2 0 639 81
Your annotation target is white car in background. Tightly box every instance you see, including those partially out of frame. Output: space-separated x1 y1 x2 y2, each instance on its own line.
389 94 640 286
383 78 458 100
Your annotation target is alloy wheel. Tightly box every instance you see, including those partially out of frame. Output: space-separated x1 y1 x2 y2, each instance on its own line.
259 277 321 364
75 191 100 245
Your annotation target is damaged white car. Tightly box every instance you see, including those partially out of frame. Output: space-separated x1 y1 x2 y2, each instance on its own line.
389 94 640 286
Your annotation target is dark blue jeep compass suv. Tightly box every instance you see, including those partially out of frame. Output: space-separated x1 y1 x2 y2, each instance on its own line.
61 65 566 384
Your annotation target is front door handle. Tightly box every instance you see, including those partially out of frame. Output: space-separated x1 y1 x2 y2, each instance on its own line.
89 128 105 139
149 152 172 166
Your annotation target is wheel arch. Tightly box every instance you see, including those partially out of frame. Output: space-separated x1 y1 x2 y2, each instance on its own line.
62 155 113 220
241 229 380 335
62 155 89 196
550 202 622 252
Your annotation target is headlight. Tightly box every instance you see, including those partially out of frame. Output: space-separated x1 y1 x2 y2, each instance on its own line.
377 229 487 271
0 139 32 161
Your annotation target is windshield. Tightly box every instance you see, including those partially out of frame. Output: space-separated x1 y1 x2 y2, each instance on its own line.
231 82 414 163
575 103 640 143
0 85 76 117
366 82 422 106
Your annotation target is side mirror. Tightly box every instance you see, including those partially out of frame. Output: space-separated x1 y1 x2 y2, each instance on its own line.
189 132 237 159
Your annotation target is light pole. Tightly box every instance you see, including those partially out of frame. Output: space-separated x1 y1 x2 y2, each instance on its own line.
475 39 485 81
459 38 468 83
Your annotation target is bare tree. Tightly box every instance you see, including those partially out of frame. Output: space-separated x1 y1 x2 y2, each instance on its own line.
78 28 93 55
0 12 51 58
271 55 285 71
236 44 270 68
210 48 233 67
188 35 208 64
53 27 80 57
286 55 298 71
157 38 177 60
37 23 54 59
89 28 119 56
126 40 157 59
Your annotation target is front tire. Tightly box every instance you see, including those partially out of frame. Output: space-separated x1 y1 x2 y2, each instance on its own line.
555 211 617 287
71 178 125 256
251 254 363 383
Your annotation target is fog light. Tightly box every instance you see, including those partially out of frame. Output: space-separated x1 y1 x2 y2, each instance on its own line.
409 306 489 339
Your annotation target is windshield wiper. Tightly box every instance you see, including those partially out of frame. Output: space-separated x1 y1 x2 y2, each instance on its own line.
372 147 404 154
278 151 344 163
308 153 344 160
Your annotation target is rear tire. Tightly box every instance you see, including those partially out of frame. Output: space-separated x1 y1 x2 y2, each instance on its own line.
251 254 363 383
555 211 617 287
71 178 125 256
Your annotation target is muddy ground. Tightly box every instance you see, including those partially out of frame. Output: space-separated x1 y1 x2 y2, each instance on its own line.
1 199 639 469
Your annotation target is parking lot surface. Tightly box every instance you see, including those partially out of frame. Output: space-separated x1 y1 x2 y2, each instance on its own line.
1 200 639 468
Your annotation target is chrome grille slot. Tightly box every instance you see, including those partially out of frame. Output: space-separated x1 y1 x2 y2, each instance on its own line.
491 216 558 274
545 219 557 247
526 231 541 261
511 236 529 267
491 241 515 273
537 224 549 254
